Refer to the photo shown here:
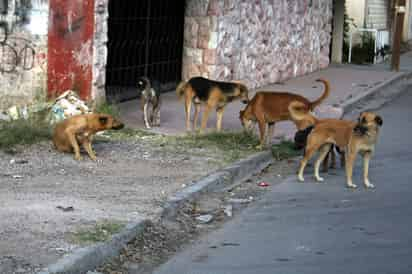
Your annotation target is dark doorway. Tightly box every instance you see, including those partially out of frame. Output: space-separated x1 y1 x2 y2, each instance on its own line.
105 0 185 102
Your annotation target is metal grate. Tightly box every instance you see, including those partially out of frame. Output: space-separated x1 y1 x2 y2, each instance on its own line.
105 0 185 102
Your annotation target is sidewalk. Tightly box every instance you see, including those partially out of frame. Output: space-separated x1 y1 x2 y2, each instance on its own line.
119 53 412 140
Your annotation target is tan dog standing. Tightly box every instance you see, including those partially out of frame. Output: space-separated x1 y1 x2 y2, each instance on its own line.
291 104 383 188
52 113 124 160
239 79 330 148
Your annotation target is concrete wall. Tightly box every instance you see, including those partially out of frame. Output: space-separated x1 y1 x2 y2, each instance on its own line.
0 0 48 110
182 0 333 89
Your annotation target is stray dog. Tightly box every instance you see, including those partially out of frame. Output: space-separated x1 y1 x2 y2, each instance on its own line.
52 113 124 161
239 79 330 148
137 76 161 129
176 76 249 132
291 102 383 188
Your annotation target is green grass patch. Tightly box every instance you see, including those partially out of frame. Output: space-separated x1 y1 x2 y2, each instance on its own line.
0 118 51 151
94 101 120 118
155 131 260 163
271 140 301 160
70 220 125 244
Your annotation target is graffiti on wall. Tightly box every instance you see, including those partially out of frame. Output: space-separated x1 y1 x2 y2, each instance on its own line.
0 0 48 73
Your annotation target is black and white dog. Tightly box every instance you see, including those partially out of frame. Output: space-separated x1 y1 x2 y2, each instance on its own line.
137 77 161 129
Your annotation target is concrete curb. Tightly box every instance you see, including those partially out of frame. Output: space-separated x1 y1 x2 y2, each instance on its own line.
341 71 412 114
162 150 274 220
37 70 411 274
38 220 148 274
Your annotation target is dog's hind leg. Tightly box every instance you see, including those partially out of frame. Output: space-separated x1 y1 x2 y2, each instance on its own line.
216 107 225 131
267 122 275 146
193 103 200 130
298 141 323 182
362 151 374 188
65 129 82 160
184 93 193 131
314 144 332 182
200 104 212 133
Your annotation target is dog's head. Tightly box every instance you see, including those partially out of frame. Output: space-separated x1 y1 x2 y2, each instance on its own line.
239 108 254 131
354 112 383 135
137 77 150 92
232 81 249 104
98 114 125 130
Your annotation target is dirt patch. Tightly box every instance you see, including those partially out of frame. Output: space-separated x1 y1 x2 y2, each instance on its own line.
0 129 263 273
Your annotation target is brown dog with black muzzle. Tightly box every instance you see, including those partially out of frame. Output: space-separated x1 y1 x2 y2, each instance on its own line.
293 106 383 188
239 79 330 149
52 113 124 161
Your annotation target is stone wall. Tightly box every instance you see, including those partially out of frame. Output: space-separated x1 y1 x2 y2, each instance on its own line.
183 0 333 89
0 0 48 110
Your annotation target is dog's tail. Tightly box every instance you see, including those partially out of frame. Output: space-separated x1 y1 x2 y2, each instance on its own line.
309 78 330 110
288 101 310 121
176 80 188 101
288 101 318 130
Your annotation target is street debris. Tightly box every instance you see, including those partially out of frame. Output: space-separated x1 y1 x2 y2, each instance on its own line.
195 214 214 224
258 181 270 187
223 204 233 217
227 198 252 204
56 206 74 212
49 90 90 124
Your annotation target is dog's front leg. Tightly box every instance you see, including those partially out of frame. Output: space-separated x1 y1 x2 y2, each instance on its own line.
65 129 82 160
83 138 97 161
256 119 267 150
362 151 374 188
143 102 151 129
345 147 358 188
185 98 192 131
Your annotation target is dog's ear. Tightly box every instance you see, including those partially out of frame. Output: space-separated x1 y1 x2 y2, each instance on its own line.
375 116 383 126
99 116 109 125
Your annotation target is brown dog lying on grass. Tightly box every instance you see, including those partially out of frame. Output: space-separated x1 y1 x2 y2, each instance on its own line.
289 101 383 188
52 113 124 161
239 79 330 149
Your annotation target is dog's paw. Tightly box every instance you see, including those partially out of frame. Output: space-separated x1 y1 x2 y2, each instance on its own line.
346 183 358 189
255 144 264 150
315 176 324 182
74 155 83 161
365 182 375 189
298 175 305 182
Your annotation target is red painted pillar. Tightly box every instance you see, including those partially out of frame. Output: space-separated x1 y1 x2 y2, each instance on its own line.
47 0 95 100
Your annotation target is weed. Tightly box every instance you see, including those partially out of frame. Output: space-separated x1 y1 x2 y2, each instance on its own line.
271 140 301 160
94 101 120 118
0 117 51 150
70 220 125 244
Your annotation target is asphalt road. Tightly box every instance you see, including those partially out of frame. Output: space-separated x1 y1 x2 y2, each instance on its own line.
152 90 412 274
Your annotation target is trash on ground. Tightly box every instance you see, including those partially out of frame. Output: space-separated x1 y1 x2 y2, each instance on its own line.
49 90 90 124
195 214 214 224
227 198 251 204
258 181 270 187
56 206 74 212
223 204 233 217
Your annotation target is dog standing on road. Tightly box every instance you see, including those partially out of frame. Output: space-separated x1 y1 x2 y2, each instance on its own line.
52 113 124 161
239 79 330 148
289 101 383 188
176 76 249 132
138 77 161 129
